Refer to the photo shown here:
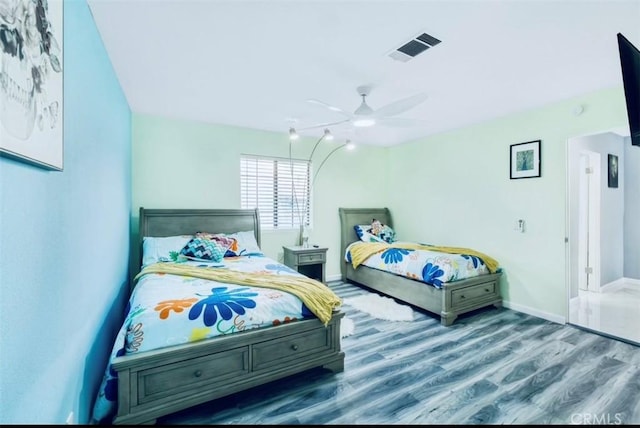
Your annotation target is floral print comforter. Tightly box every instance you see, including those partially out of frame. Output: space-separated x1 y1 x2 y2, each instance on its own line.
345 241 491 288
92 255 313 423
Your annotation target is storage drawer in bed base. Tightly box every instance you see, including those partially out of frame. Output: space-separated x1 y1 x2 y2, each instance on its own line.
441 275 502 325
112 312 345 425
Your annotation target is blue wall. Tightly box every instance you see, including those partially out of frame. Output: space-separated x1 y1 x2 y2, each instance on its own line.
0 0 131 423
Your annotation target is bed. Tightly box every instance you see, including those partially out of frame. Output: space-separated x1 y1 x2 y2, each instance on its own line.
93 208 345 425
339 207 502 326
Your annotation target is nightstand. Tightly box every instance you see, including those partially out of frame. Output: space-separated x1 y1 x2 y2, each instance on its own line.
283 245 328 283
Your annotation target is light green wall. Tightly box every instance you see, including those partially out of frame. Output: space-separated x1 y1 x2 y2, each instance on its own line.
387 86 628 320
133 86 627 321
132 113 389 277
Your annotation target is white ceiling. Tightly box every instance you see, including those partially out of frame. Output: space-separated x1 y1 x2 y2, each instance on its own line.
87 0 640 147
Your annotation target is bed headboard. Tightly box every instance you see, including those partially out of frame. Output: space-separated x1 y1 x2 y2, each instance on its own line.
338 207 392 280
138 207 261 270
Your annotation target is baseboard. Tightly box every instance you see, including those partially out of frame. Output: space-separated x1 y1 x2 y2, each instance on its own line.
502 300 566 325
326 273 342 283
601 277 640 291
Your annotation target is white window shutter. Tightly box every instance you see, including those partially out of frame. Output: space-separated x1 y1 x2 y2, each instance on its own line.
240 155 310 229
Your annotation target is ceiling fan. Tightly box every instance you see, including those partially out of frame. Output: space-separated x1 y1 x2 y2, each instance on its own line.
305 85 428 130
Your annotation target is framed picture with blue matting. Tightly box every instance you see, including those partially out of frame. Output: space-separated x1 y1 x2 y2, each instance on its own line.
510 140 541 179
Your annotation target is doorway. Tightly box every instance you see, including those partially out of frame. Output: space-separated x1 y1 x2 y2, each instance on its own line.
566 131 639 346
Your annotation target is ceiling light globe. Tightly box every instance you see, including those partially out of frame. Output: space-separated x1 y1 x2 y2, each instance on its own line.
353 118 376 127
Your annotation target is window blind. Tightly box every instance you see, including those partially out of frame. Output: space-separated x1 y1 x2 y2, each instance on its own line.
240 154 310 229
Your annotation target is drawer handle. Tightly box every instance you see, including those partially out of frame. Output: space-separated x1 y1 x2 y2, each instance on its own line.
460 295 465 299
291 344 299 351
485 288 490 292
194 370 203 377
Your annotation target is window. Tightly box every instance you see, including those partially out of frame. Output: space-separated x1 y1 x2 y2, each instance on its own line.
240 154 310 229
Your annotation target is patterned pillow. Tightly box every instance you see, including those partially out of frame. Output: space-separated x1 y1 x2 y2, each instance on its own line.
196 231 262 257
195 232 235 256
371 219 396 243
179 237 226 262
354 224 385 243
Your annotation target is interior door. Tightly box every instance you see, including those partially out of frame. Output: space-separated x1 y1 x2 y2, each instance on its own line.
578 153 589 291
577 151 601 292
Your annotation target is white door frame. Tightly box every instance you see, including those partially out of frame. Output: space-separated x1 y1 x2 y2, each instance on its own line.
566 139 603 323
565 127 629 326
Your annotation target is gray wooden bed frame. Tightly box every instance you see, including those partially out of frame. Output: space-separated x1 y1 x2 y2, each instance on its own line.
111 208 344 425
339 207 502 326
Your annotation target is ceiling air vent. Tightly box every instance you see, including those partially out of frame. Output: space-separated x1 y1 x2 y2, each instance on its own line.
388 32 441 63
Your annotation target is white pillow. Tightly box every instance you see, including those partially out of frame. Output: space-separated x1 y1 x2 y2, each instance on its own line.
226 230 263 256
142 235 193 267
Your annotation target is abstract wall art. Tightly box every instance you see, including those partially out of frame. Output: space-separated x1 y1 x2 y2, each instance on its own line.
0 0 63 170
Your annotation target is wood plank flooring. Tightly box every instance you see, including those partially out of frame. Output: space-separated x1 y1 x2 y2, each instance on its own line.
158 280 640 425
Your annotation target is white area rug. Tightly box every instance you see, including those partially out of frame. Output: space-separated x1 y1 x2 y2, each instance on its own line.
341 317 355 338
343 293 415 321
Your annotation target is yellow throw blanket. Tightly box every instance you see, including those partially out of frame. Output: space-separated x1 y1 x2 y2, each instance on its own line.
134 263 342 325
349 241 500 274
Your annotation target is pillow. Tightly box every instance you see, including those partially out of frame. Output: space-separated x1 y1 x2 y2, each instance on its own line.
179 237 226 262
371 219 396 243
195 232 235 255
142 235 193 267
225 230 263 256
354 224 385 243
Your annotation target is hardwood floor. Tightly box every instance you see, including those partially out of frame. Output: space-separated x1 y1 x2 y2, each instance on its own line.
158 280 640 425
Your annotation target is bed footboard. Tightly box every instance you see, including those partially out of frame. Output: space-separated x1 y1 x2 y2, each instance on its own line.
112 312 344 425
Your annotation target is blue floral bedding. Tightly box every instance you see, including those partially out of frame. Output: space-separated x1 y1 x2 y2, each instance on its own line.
91 254 314 423
345 241 491 288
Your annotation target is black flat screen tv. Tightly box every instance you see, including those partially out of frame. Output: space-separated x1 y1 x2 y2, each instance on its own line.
618 33 640 147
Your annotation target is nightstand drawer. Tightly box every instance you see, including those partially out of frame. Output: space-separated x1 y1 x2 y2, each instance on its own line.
252 325 334 371
298 252 326 264
282 246 327 283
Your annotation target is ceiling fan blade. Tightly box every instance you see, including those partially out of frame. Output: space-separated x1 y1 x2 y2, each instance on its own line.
306 99 353 118
372 93 428 118
297 118 352 131
376 117 427 128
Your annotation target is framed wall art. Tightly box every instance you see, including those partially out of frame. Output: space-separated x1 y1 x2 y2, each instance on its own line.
0 0 64 170
510 140 541 179
608 154 619 188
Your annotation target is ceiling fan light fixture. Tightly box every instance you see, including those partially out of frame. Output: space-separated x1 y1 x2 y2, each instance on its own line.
353 88 375 116
289 127 299 140
354 103 374 116
353 118 376 127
